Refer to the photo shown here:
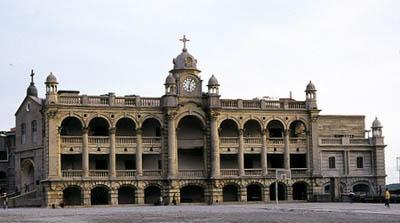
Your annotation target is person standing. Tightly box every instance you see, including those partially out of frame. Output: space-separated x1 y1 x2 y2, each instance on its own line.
384 188 390 208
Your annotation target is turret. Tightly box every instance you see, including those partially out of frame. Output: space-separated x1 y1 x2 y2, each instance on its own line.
305 81 317 110
371 117 384 145
207 75 220 108
26 69 38 97
45 72 58 104
162 73 178 107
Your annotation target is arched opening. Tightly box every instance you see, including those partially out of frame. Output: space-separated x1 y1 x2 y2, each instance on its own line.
223 184 239 202
247 184 262 201
91 186 110 205
177 116 204 174
267 120 284 138
0 171 7 193
144 185 161 205
180 185 205 203
292 182 308 200
21 159 34 193
116 118 136 136
63 186 82 206
88 117 109 136
353 183 370 195
243 120 262 170
115 118 136 173
289 121 306 137
219 119 239 171
142 118 162 171
270 182 286 201
118 186 136 204
60 117 83 136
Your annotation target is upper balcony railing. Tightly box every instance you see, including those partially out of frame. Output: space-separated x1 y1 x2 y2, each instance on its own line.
58 94 161 108
319 137 371 146
220 99 306 110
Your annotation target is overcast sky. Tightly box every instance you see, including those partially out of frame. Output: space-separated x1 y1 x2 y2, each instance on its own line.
1 0 399 183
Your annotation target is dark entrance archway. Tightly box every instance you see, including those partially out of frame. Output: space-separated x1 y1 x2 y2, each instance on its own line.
63 186 82 206
270 182 286 201
144 186 161 204
292 182 308 200
247 184 262 201
180 185 205 203
223 184 239 202
353 183 370 195
91 186 109 205
118 186 136 204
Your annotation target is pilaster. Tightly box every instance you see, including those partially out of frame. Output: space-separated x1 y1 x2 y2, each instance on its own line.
109 127 116 177
284 130 290 169
82 127 89 177
210 111 220 178
136 128 143 176
261 129 268 175
238 129 244 176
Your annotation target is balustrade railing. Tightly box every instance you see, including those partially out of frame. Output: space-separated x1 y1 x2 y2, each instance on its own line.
268 138 284 144
140 97 160 107
88 136 109 145
291 168 308 175
221 99 238 108
89 170 109 177
243 100 260 108
58 95 160 107
114 97 137 106
116 136 136 145
116 170 136 177
320 137 370 145
350 138 370 145
265 101 283 109
143 137 161 145
61 136 82 144
59 96 82 105
62 170 83 178
288 102 306 109
244 169 262 176
220 137 239 145
143 169 162 177
289 137 307 144
244 137 262 144
179 169 205 178
220 169 239 176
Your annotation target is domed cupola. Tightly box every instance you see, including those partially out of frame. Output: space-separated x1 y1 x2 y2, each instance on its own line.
208 75 219 86
306 81 316 91
372 117 382 128
46 72 58 84
26 69 38 97
165 73 176 85
172 35 198 71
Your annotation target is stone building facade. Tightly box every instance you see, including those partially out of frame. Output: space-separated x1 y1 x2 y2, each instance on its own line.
0 129 16 194
14 38 386 207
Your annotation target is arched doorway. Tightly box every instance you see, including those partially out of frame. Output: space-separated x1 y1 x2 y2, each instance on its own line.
21 159 34 193
91 186 110 205
144 185 161 204
353 183 370 195
219 119 239 171
63 186 82 206
180 185 205 203
177 115 205 174
292 182 308 200
270 182 286 201
142 118 162 171
118 185 136 204
223 184 239 202
247 184 262 201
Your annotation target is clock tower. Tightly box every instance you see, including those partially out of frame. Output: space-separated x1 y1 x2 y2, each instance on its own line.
169 35 202 98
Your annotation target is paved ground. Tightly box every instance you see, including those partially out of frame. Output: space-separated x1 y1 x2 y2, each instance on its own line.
0 203 399 223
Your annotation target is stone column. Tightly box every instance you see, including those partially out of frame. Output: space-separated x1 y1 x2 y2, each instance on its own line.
136 128 143 176
136 188 144 205
261 129 268 175
109 128 116 177
167 113 177 178
210 112 220 178
238 128 245 176
110 188 118 205
284 130 290 169
82 127 89 177
48 111 60 178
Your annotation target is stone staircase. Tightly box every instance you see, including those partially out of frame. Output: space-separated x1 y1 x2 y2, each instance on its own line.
8 189 42 207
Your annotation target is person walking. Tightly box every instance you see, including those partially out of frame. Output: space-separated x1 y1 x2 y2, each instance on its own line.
384 188 390 208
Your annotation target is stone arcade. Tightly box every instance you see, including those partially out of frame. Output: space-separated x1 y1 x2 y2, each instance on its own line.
13 37 386 207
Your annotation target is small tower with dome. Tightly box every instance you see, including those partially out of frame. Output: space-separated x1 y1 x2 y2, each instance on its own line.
45 72 58 104
207 75 220 108
305 81 317 110
26 69 38 98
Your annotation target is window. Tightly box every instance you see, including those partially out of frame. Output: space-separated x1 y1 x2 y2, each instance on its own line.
31 120 37 143
328 156 336 169
0 151 7 161
356 157 364 168
21 123 26 144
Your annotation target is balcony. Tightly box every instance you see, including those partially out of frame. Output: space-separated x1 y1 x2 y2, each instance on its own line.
116 170 136 177
220 169 239 176
244 168 262 176
220 137 239 146
244 137 262 145
62 170 83 178
177 138 204 149
58 95 161 107
291 168 308 176
143 136 162 147
89 170 109 178
268 138 284 145
89 136 109 145
319 137 371 146
143 169 162 177
289 137 307 145
179 169 205 178
116 136 136 145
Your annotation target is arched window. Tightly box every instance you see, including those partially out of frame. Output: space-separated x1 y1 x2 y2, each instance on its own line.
31 120 37 143
328 157 336 169
21 123 26 144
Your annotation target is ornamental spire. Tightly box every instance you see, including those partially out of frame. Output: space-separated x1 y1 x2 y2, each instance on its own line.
179 35 190 51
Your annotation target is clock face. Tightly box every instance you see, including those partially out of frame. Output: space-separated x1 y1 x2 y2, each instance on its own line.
183 78 196 92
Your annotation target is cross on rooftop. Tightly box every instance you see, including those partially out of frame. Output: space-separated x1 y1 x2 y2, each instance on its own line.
30 69 35 83
179 35 190 50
